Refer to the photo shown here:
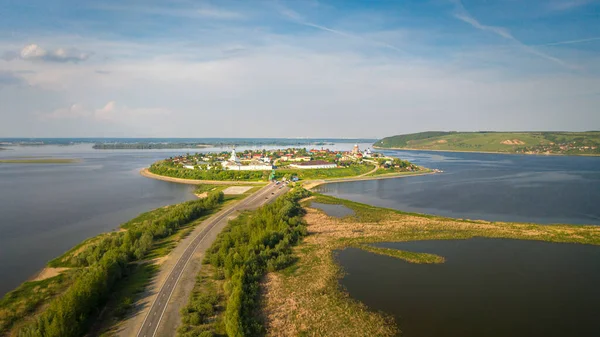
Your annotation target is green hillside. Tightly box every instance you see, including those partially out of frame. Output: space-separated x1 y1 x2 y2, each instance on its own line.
374 131 600 156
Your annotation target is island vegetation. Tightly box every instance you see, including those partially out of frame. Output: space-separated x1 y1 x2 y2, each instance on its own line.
256 194 600 336
0 191 227 337
148 147 428 183
375 131 600 155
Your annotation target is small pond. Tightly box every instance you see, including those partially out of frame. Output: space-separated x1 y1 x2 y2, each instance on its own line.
310 202 355 218
336 238 600 337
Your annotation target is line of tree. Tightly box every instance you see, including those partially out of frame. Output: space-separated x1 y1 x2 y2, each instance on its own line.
178 187 310 337
150 162 270 181
17 191 225 337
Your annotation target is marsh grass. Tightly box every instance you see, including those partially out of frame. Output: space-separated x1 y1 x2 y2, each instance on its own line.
356 244 445 264
261 194 600 336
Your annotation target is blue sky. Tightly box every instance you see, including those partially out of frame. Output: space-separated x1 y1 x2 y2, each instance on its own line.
0 0 599 138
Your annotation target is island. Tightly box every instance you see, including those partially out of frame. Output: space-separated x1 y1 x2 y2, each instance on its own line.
92 142 212 150
374 131 600 156
145 145 432 185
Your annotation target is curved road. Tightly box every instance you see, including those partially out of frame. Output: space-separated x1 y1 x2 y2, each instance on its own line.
136 182 288 337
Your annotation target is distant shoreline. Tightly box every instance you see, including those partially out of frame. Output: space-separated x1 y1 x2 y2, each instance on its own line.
0 158 79 164
372 146 600 157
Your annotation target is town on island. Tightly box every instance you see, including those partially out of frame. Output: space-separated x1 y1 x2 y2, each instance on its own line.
147 144 431 184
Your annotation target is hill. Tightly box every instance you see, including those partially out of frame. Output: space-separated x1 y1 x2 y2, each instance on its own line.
374 131 600 156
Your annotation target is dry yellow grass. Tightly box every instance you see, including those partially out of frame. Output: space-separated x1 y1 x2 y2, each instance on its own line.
260 195 600 336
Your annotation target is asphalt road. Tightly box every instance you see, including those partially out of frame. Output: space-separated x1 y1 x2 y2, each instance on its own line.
136 182 289 337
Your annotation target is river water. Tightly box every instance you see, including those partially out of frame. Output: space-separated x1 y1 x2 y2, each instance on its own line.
315 150 600 225
337 239 600 337
0 142 372 296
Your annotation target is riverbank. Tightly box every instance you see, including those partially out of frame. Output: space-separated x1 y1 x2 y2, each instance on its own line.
140 168 266 185
373 145 600 157
259 194 600 336
0 192 230 336
301 169 435 189
142 167 435 189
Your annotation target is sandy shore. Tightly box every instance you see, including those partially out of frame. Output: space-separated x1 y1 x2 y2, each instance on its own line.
140 168 266 185
30 267 69 282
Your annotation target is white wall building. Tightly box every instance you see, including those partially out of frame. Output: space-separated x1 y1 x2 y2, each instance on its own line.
222 149 273 171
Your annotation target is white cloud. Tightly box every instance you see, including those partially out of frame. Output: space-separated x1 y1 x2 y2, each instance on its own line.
7 44 91 63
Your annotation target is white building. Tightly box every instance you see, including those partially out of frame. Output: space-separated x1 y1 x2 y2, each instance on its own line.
222 149 273 171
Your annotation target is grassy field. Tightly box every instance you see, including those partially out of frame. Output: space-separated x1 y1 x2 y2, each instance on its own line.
0 158 79 164
277 164 375 180
0 270 79 335
374 131 600 155
258 194 600 336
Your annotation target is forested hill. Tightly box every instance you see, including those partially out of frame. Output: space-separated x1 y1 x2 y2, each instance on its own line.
374 131 600 156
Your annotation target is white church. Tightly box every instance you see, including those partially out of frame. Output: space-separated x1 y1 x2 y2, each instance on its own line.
221 149 273 171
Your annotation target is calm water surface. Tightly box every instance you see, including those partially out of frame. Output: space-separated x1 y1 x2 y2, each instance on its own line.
310 202 355 218
316 150 600 225
337 239 600 337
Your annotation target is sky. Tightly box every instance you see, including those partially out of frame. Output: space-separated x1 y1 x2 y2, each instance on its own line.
0 0 599 138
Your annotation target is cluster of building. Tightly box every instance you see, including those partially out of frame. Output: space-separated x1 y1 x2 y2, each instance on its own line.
516 142 599 155
167 144 378 171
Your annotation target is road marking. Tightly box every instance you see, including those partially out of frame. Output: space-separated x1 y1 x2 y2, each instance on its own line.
136 184 278 337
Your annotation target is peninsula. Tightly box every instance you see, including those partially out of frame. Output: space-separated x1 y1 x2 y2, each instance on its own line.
375 131 600 156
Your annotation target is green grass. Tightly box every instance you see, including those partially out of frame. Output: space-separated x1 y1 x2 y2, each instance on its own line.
259 193 600 336
278 164 375 180
3 192 233 336
47 233 118 268
375 131 600 155
177 265 227 337
366 168 431 177
92 263 159 336
0 270 79 334
0 158 79 164
356 244 444 264
305 194 442 222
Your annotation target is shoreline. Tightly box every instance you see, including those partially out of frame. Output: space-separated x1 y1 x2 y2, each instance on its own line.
140 168 266 185
141 167 436 189
302 170 436 189
372 146 600 157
